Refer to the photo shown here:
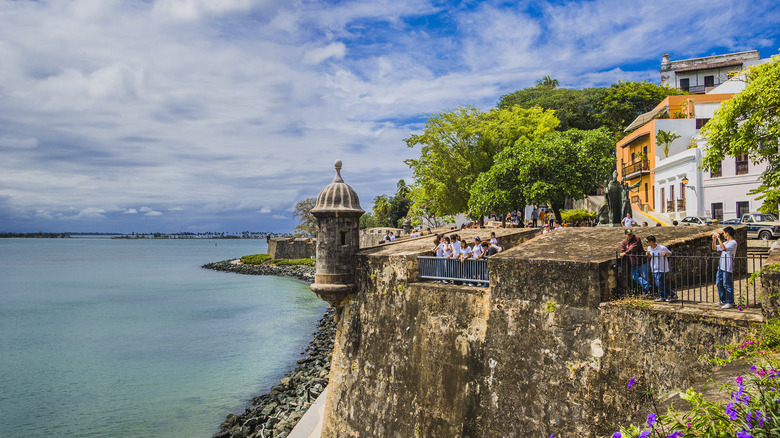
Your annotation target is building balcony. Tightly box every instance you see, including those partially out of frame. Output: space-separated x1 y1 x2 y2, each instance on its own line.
677 198 686 211
667 200 675 212
622 159 651 180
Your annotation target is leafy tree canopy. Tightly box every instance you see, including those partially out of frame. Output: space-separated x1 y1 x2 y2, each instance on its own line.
404 105 559 218
470 128 615 221
498 86 605 131
293 197 317 237
701 54 780 214
498 80 680 136
597 80 681 135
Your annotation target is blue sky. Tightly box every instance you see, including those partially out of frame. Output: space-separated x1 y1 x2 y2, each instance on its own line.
0 0 778 234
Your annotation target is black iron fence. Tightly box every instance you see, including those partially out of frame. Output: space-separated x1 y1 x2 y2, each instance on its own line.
614 251 767 308
417 256 489 286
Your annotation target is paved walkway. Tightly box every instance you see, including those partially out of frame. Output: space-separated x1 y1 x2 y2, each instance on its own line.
288 388 327 438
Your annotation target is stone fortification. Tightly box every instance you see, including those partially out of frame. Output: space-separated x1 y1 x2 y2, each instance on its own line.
320 226 759 437
268 237 315 260
359 227 403 247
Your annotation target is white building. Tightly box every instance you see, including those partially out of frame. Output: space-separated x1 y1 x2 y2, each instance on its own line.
653 56 770 221
660 50 762 94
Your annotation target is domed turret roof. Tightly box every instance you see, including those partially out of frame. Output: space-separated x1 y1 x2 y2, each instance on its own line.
311 160 364 216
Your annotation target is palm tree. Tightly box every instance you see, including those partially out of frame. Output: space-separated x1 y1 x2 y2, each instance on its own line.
536 75 560 89
656 129 681 158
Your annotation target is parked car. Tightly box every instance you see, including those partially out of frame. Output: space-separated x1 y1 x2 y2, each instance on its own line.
680 216 712 226
740 213 780 240
721 218 741 225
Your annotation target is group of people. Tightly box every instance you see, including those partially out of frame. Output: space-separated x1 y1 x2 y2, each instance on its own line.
429 232 503 286
619 226 738 308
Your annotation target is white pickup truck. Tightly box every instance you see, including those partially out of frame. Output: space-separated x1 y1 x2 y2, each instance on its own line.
740 213 780 240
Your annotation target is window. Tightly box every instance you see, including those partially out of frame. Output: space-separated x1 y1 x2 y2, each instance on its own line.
340 231 347 246
711 203 723 221
736 153 749 175
737 201 750 218
704 75 715 88
711 161 722 178
631 152 636 163
680 78 690 92
696 118 711 129
680 182 686 199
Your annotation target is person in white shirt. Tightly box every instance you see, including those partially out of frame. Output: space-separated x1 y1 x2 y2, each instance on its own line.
542 224 550 234
553 220 563 230
713 227 738 309
389 232 396 242
622 213 637 228
645 235 675 302
471 237 484 259
459 242 472 262
431 236 444 283
450 234 461 257
489 232 498 245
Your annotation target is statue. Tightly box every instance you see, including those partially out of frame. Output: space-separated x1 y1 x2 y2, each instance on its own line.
597 171 642 226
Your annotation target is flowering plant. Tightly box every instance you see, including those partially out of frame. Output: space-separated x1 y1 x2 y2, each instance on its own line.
612 365 780 438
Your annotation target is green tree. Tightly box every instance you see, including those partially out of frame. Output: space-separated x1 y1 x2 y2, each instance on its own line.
359 212 381 229
536 75 560 89
701 54 780 214
472 128 615 221
498 87 605 131
656 129 681 157
597 81 681 135
293 197 317 237
404 106 559 218
372 195 391 226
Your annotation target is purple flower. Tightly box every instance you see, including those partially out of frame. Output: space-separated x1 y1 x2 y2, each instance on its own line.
737 430 754 438
736 376 744 385
639 431 651 438
751 365 758 372
611 433 621 438
647 413 657 427
628 377 637 389
726 402 739 420
667 431 681 438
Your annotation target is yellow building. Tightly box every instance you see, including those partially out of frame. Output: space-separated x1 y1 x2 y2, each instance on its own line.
616 94 733 212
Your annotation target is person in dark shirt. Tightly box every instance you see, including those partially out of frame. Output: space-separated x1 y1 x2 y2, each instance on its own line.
619 228 652 294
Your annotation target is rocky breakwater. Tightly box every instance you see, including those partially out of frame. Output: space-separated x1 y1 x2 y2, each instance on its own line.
205 260 333 438
202 260 315 283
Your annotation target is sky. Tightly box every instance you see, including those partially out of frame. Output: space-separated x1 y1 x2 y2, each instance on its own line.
1 0 778 234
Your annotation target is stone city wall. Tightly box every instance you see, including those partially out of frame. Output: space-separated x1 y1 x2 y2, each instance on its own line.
268 237 316 260
320 226 758 437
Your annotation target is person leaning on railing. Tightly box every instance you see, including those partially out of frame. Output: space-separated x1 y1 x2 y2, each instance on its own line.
619 228 652 295
645 235 676 302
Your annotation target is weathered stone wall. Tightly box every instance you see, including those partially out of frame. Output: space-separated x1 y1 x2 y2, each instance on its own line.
761 241 780 320
320 227 756 437
359 227 403 248
268 237 315 259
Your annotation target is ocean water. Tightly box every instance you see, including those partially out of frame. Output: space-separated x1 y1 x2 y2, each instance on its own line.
0 238 326 438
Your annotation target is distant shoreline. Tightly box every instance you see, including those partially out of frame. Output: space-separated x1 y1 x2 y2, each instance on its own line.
203 260 332 438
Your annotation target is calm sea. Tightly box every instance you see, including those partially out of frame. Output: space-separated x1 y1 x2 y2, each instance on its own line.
0 237 326 438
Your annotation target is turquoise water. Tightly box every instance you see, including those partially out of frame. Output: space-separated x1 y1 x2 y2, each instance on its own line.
0 238 326 437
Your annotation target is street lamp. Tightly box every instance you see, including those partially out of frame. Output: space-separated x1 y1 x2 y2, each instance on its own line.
682 175 695 192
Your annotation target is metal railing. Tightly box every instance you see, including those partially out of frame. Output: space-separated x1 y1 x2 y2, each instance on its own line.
614 252 767 308
417 256 489 285
677 198 686 211
622 159 650 177
667 200 675 212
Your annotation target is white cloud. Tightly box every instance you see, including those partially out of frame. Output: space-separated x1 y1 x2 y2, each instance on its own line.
144 210 163 216
303 42 347 65
0 0 777 232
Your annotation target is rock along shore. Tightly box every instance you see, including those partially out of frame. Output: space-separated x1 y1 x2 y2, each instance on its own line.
203 260 334 438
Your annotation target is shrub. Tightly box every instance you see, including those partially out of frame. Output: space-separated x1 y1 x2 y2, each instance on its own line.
273 258 315 267
613 364 780 438
561 208 595 223
241 254 271 264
